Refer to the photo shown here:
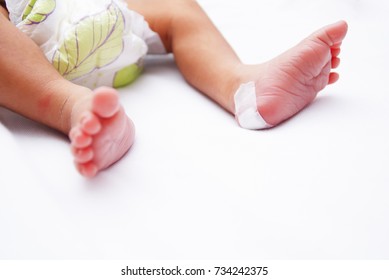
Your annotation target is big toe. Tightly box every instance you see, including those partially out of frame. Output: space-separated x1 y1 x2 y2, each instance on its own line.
314 20 348 47
92 87 120 118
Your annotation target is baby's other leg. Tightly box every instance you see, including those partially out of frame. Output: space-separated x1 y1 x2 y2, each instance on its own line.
127 0 240 112
127 0 347 128
0 13 134 177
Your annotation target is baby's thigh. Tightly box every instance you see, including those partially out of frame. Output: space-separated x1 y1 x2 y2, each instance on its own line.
0 4 8 18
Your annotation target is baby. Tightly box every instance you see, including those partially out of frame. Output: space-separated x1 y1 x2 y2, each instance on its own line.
0 0 348 177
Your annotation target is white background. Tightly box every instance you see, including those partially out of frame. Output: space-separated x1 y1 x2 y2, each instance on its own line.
0 0 388 259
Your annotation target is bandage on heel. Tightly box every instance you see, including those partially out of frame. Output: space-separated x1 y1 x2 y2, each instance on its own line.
234 81 273 130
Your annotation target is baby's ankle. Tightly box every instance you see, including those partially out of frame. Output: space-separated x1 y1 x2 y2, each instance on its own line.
41 79 93 133
223 64 254 114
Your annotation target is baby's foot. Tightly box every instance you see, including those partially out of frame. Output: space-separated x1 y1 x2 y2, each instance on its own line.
69 87 135 177
238 21 348 126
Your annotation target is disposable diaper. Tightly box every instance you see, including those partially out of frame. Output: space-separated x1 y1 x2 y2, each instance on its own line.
7 0 166 89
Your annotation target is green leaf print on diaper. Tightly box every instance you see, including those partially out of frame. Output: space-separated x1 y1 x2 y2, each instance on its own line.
52 2 125 81
22 0 56 25
113 63 143 88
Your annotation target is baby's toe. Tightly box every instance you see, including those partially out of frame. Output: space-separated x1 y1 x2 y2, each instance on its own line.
72 147 94 163
92 87 120 118
69 127 92 148
331 57 341 68
76 162 98 178
80 112 102 135
331 48 341 57
328 72 339 84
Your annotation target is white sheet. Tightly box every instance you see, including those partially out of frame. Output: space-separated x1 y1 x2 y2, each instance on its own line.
1 0 388 259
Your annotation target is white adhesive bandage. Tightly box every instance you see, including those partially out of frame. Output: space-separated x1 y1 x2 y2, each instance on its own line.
234 81 273 130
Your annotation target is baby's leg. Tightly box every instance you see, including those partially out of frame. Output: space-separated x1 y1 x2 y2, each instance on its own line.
0 12 134 177
127 0 347 127
0 5 7 18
